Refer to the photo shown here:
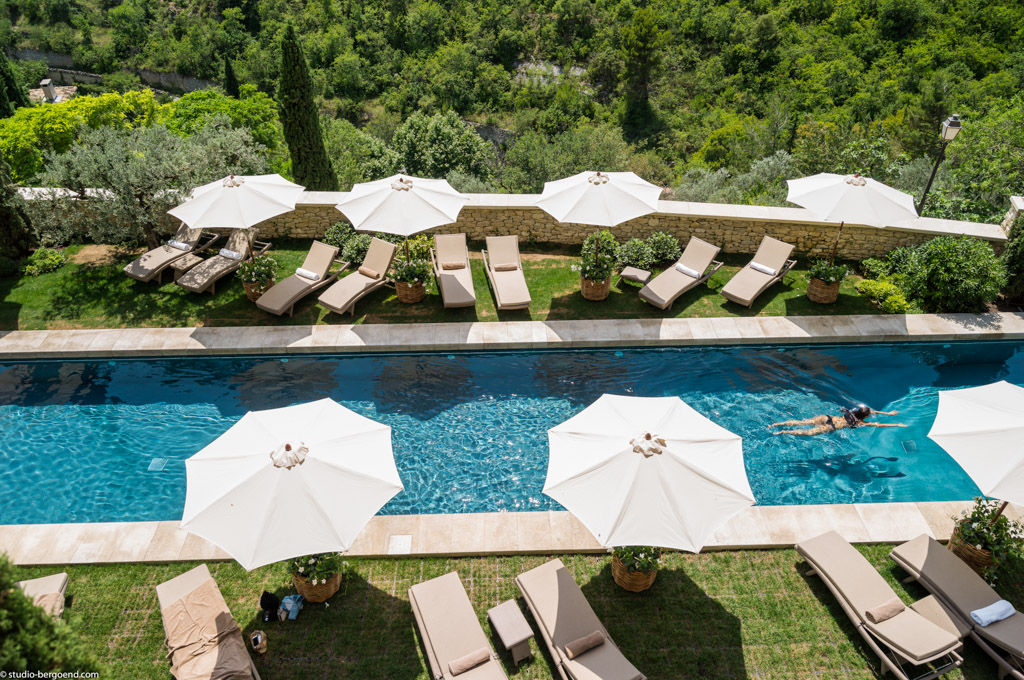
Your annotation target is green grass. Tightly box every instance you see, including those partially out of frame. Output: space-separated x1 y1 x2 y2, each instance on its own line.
0 239 879 331
12 547 1019 679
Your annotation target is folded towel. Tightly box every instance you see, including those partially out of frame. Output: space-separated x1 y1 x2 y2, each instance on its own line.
295 267 320 281
358 265 378 278
564 630 605 660
280 594 305 621
865 597 905 624
971 599 1016 627
674 262 701 278
167 239 192 251
448 647 490 676
493 263 518 272
750 261 777 276
441 261 465 270
219 248 243 261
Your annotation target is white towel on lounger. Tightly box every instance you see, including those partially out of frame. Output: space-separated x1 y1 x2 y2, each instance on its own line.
971 600 1016 627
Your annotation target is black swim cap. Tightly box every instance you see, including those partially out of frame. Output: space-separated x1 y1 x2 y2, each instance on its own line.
851 404 870 420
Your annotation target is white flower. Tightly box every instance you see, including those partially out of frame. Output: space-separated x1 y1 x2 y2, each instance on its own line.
298 566 304 573
309 558 315 564
312 578 318 585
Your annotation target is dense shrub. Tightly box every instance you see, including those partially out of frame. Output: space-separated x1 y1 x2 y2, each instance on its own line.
859 257 890 280
341 233 373 264
1003 214 1024 302
645 231 681 263
856 279 910 314
615 238 655 271
21 247 66 276
322 222 355 249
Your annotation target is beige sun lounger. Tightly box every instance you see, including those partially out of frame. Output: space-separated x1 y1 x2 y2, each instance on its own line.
16 571 68 618
516 559 644 680
638 236 723 310
124 223 219 284
255 241 346 316
797 531 963 680
156 564 260 680
177 230 271 295
431 233 476 309
482 236 531 311
318 237 398 316
409 571 508 680
719 235 796 307
891 534 1024 679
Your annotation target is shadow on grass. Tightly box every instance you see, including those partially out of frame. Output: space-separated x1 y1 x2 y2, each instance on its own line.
0 274 20 328
579 561 748 680
241 570 424 679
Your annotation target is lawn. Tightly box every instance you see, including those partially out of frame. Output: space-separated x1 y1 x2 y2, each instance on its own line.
0 239 879 331
11 547 1017 679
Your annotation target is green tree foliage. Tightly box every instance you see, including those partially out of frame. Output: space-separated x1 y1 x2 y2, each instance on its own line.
278 23 337 191
503 124 632 193
0 156 35 259
390 110 493 181
1003 214 1024 303
619 7 660 104
320 115 400 189
0 50 28 116
158 87 281 150
224 55 240 98
0 555 101 674
33 119 269 248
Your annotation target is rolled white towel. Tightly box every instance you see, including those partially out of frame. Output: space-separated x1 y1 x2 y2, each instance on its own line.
167 239 191 251
295 267 320 281
971 599 1016 627
219 248 243 260
750 261 777 276
674 263 700 278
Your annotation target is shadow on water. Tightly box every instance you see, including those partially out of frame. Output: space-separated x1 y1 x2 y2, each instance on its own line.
579 561 748 680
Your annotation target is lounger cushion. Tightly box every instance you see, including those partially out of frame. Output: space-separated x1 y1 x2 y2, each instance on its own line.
437 265 476 308
358 265 379 279
493 263 518 272
124 245 189 281
720 267 775 306
318 272 383 312
256 274 314 314
640 268 701 309
442 261 465 270
866 597 906 624
517 559 643 680
491 269 531 307
177 255 241 292
409 572 506 680
448 647 491 676
892 534 1024 657
16 572 68 618
565 631 605 659
798 531 959 664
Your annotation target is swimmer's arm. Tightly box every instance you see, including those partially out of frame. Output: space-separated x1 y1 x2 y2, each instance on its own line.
862 422 907 428
872 409 899 416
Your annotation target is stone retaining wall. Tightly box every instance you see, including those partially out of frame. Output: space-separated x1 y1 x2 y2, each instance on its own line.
258 203 1003 259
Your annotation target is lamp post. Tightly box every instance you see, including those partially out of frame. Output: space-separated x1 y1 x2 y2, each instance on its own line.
916 114 962 214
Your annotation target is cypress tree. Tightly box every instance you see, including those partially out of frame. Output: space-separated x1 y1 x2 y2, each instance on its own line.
278 24 337 191
223 55 240 98
0 79 13 119
0 156 36 259
0 51 29 110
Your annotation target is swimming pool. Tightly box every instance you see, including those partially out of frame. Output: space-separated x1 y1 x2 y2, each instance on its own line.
1 341 1021 524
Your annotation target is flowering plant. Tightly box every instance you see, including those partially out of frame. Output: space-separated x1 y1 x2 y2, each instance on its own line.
288 552 349 585
807 259 849 284
391 257 432 283
575 230 617 281
238 254 278 284
953 497 1024 582
613 545 662 573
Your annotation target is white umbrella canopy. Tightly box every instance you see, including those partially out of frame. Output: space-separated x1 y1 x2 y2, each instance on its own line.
181 398 403 571
535 171 662 227
168 174 306 229
544 394 755 552
335 174 469 237
785 173 918 229
928 381 1024 507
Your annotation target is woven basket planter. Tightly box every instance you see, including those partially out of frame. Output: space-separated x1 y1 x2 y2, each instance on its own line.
806 277 840 304
581 276 611 301
611 555 658 592
292 572 342 602
243 279 274 302
948 526 994 578
395 281 426 304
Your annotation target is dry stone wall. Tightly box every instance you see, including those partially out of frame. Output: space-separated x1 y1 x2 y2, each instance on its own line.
257 204 1003 259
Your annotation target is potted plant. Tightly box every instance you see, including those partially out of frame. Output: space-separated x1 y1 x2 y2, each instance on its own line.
574 230 617 301
806 259 849 304
238 254 278 302
949 498 1024 583
611 545 662 592
289 552 349 602
391 234 431 304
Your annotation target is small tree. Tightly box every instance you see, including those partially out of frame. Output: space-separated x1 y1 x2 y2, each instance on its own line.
619 7 661 104
0 555 101 673
0 51 29 112
390 111 493 181
278 23 337 191
34 118 269 248
1003 214 1024 303
0 156 35 258
223 55 240 98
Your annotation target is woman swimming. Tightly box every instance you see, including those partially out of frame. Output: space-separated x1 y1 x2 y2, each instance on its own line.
769 404 906 436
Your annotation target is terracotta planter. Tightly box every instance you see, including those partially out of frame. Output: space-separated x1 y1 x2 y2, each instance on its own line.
395 281 426 304
243 279 274 302
611 555 658 592
948 526 994 578
581 276 611 301
807 277 840 304
292 572 342 602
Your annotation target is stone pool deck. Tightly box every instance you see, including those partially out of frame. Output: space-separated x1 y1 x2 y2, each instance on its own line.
1 311 1022 566
4 500 1017 565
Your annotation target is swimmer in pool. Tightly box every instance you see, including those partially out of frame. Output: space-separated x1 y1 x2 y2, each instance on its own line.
769 404 906 436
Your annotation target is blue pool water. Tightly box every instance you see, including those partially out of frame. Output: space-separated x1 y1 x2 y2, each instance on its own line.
1 341 1022 524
